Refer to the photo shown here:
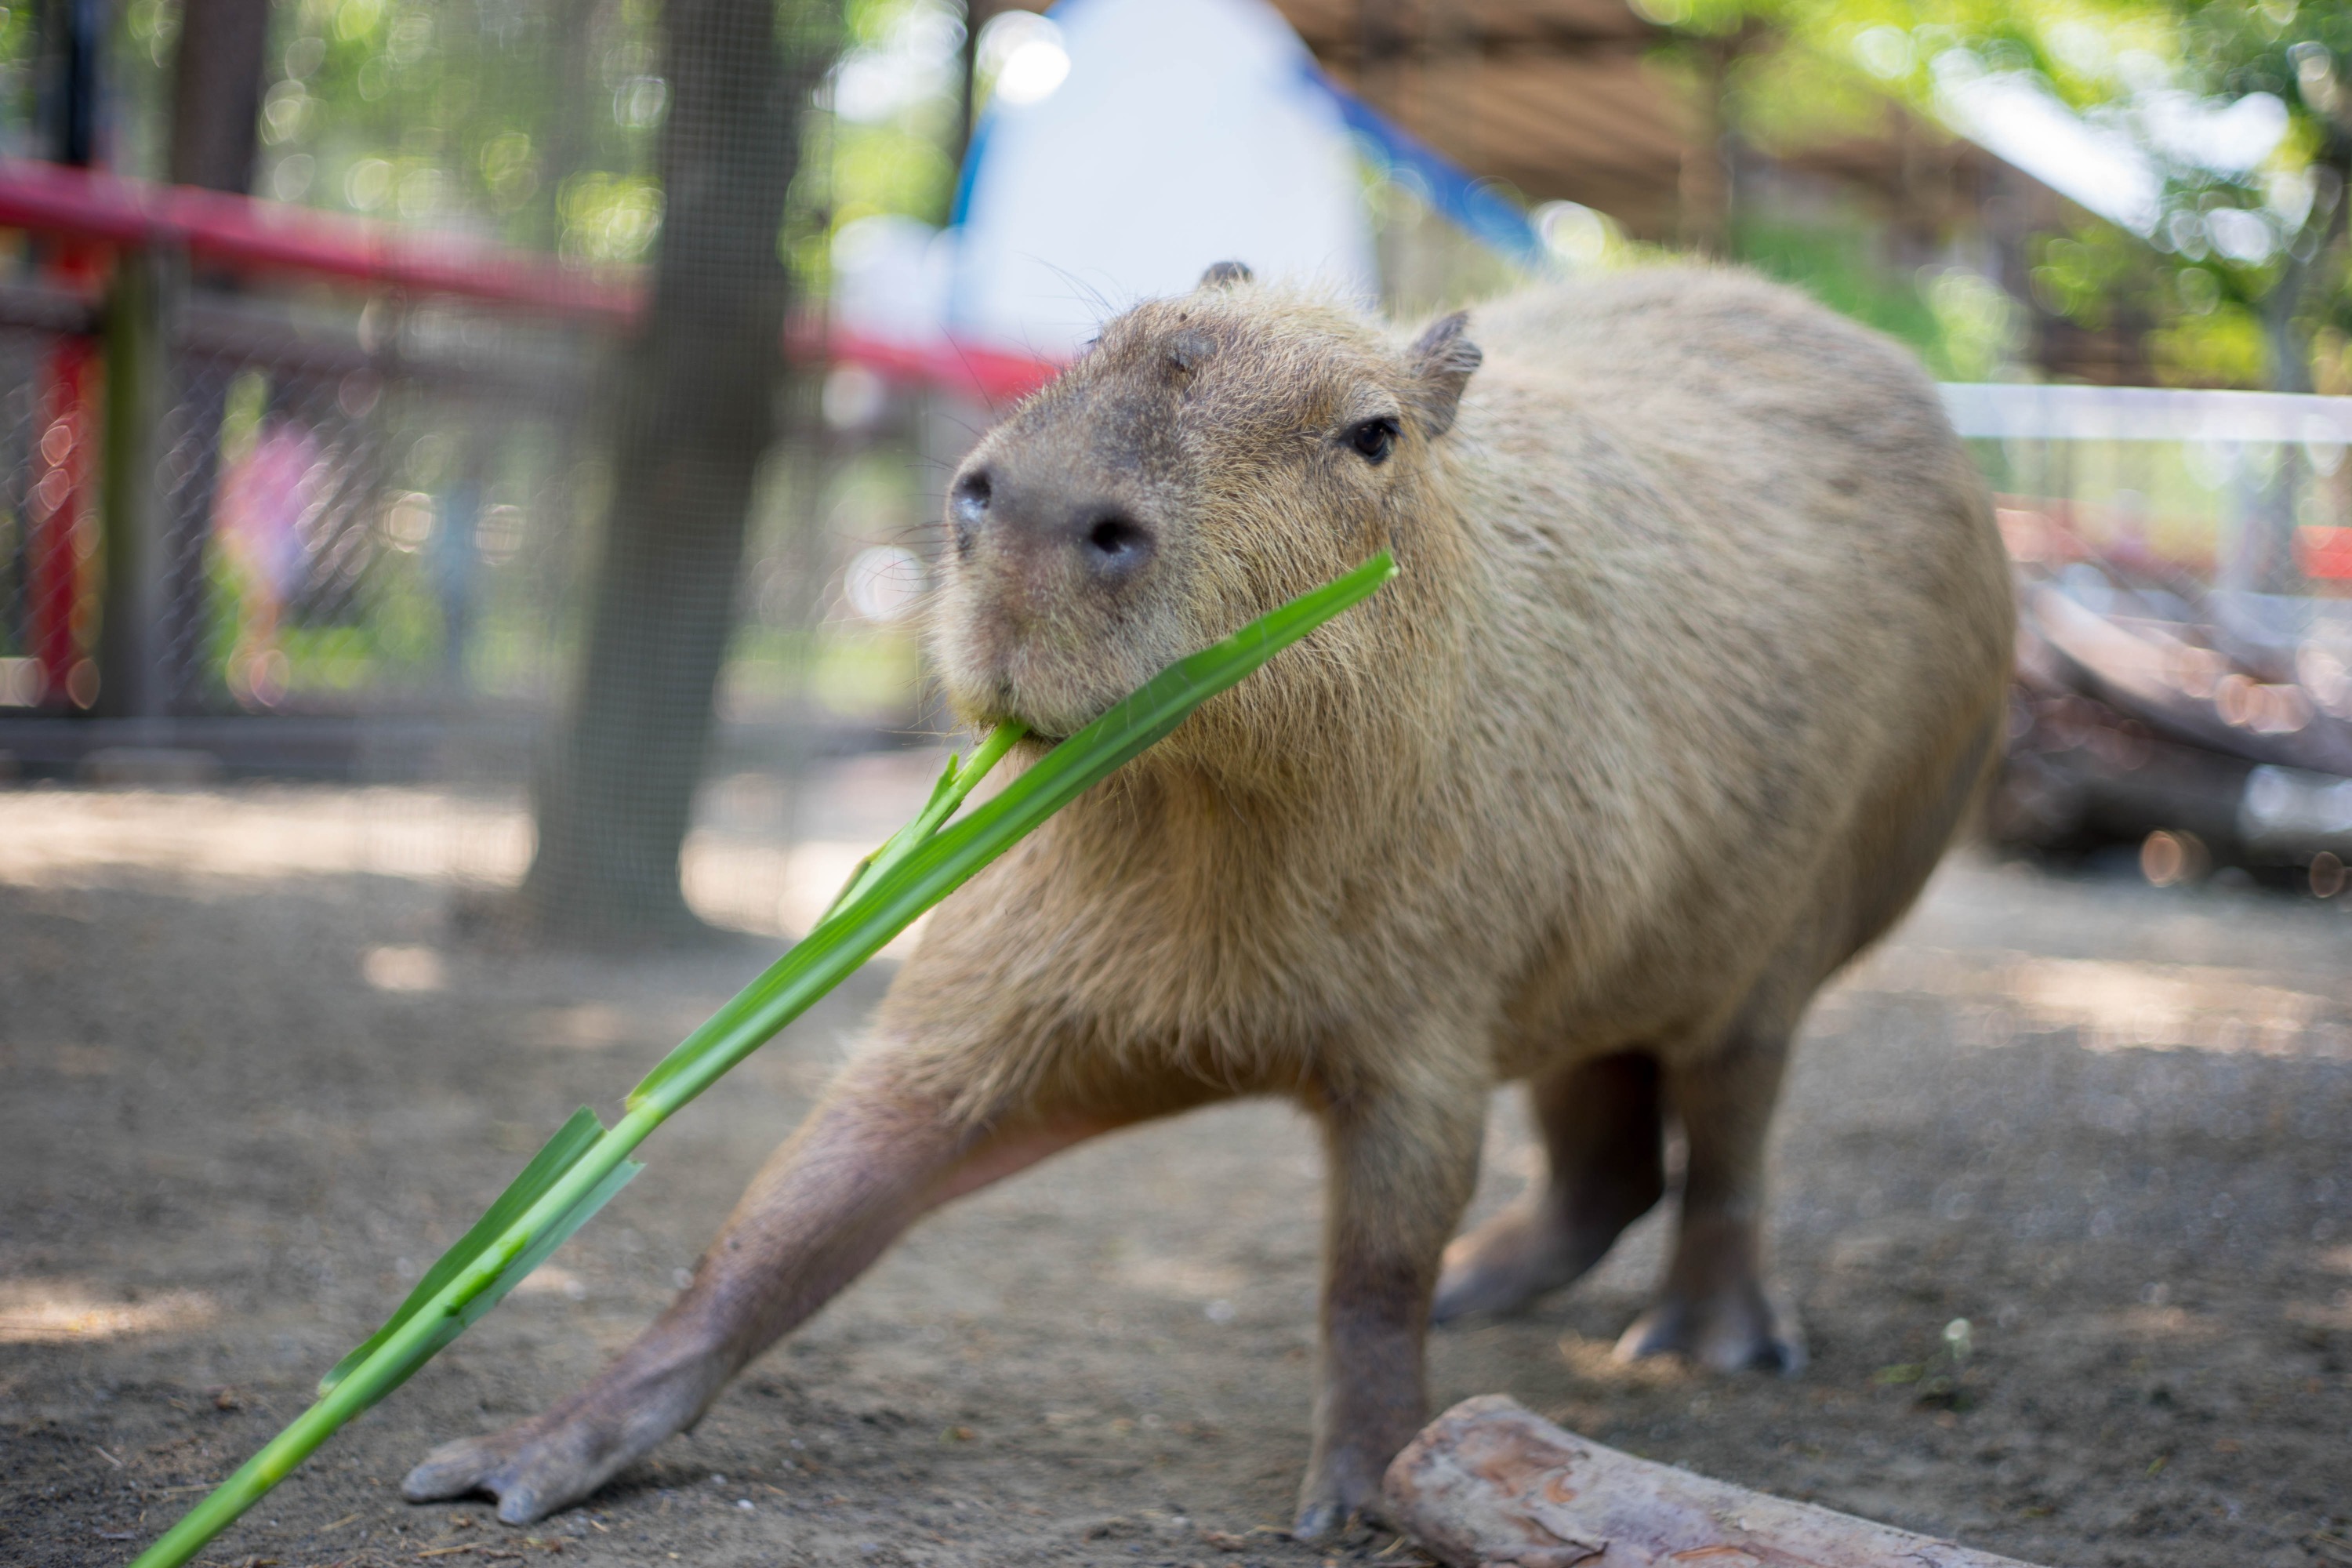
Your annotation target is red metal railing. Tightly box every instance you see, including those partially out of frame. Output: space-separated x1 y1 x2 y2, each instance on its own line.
0 157 1062 401
0 158 640 321
0 156 1062 722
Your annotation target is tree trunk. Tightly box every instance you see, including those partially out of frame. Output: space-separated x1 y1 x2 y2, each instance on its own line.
521 0 833 940
168 0 270 193
158 0 270 712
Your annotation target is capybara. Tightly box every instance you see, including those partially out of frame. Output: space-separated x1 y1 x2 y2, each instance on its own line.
405 263 2015 1535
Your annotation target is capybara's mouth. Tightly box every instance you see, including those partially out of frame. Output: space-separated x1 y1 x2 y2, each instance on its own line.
955 678 1073 747
964 650 1125 745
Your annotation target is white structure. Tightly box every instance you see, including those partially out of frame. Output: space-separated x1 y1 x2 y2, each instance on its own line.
944 0 1377 358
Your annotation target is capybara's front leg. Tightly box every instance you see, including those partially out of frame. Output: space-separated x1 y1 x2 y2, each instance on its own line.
401 1054 1102 1523
1294 1065 1485 1540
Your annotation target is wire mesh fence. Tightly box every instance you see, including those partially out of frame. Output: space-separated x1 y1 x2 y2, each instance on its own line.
0 268 946 745
0 176 964 941
163 295 599 718
0 307 57 708
0 278 584 718
0 281 95 711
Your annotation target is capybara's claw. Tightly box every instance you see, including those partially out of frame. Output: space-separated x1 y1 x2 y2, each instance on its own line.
494 1483 550 1526
401 1406 648 1523
1613 1286 1806 1376
1290 1497 1350 1541
400 1435 510 1504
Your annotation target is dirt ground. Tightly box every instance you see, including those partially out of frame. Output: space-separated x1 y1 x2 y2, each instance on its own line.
3 760 2349 1568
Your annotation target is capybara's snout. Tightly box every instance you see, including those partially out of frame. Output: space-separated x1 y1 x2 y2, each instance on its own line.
948 457 1160 590
931 440 1185 739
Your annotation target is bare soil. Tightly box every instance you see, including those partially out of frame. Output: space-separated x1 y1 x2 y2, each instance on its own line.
2 768 2348 1568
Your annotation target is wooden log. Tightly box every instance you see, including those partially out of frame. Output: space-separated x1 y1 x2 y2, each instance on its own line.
1382 1396 2049 1568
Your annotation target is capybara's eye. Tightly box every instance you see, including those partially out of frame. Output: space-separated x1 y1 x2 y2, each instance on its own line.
1348 418 1399 464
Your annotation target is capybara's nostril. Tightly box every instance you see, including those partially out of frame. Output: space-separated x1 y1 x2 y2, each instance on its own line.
1081 514 1152 576
950 470 992 556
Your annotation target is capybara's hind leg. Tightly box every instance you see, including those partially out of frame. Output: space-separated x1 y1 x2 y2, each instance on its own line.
1614 1025 1805 1374
1431 1052 1664 1323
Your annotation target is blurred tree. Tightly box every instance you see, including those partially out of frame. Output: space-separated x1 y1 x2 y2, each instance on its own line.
169 0 270 192
2165 0 2352 394
154 0 271 717
519 0 840 941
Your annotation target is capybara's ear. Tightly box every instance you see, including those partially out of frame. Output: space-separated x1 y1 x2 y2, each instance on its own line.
1198 260 1254 289
1406 310 1482 438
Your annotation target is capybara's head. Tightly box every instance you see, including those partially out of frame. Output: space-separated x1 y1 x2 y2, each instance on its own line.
931 265 1481 752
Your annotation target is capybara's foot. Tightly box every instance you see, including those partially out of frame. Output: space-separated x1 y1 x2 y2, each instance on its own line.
402 1406 633 1523
1431 1204 1586 1323
1612 1276 1805 1374
1290 1496 1352 1541
402 1371 710 1523
1291 1465 1380 1541
1293 1430 1403 1541
1432 1181 1659 1325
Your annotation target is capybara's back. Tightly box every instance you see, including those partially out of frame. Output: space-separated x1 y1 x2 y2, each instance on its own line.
402 263 2016 1542
1446 268 2013 1077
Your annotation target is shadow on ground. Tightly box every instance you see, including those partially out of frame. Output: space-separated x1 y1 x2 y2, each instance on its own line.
2 781 2347 1567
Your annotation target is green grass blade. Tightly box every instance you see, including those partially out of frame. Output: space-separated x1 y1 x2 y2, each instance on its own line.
625 550 1397 1116
835 723 1027 913
348 1156 647 1413
318 1106 608 1396
445 1156 644 1346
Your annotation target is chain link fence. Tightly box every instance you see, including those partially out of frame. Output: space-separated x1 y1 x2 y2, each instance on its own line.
0 274 593 721
0 179 957 941
0 260 935 769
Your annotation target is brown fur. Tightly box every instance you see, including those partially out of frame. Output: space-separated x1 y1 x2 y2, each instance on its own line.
404 265 2015 1537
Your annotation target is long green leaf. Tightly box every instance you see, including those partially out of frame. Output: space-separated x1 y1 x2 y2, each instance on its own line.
319 1106 608 1396
338 1157 645 1414
625 548 1398 1114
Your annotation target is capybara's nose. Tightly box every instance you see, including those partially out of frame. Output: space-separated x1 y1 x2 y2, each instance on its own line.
950 464 1155 583
1073 510 1153 579
949 468 993 557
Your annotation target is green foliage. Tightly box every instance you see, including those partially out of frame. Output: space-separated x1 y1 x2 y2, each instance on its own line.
0 0 942 270
241 0 666 253
1723 32 1898 156
1677 0 2352 387
2148 297 2271 385
2031 227 2143 332
833 122 954 228
1735 214 1944 354
830 0 966 228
